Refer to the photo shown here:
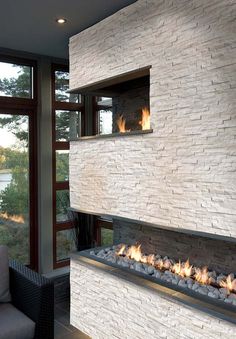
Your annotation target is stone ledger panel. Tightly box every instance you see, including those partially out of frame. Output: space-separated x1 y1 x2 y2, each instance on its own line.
70 257 236 339
69 0 236 237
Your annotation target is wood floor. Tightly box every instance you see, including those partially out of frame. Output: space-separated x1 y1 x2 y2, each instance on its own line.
55 300 90 339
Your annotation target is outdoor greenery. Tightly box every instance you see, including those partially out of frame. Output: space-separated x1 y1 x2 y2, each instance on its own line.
0 66 75 263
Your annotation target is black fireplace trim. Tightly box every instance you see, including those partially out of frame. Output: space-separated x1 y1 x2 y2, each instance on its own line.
68 208 236 244
72 249 236 325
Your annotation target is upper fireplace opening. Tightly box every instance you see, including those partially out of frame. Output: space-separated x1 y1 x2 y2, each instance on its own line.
69 66 152 137
69 66 151 96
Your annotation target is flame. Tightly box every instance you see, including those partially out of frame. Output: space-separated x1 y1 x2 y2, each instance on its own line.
117 115 130 133
116 244 126 256
147 254 155 266
220 275 236 292
155 258 164 270
139 107 150 130
0 212 25 224
172 259 193 278
194 267 212 285
127 244 143 262
115 244 236 294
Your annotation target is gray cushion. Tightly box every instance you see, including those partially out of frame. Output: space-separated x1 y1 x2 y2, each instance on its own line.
0 303 35 339
0 245 11 302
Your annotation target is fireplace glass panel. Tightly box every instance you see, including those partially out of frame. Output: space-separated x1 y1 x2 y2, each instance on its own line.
94 74 150 135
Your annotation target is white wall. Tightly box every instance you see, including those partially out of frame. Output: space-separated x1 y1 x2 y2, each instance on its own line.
69 0 236 238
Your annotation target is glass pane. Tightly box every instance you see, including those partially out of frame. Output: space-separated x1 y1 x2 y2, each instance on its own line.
56 150 69 182
98 110 113 135
56 229 76 261
56 190 70 222
96 96 112 107
55 110 81 141
0 114 30 264
55 70 80 103
101 228 113 246
0 62 33 98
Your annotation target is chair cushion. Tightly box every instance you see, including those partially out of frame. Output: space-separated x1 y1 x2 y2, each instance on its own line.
0 303 35 339
0 245 11 302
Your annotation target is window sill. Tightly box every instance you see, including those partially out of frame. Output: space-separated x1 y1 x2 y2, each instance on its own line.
70 129 153 141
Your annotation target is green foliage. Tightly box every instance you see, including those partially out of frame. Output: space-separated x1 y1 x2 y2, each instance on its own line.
55 71 69 102
0 67 76 263
0 148 28 215
101 228 113 246
0 115 28 144
0 66 31 98
56 190 70 216
0 223 29 263
56 152 69 181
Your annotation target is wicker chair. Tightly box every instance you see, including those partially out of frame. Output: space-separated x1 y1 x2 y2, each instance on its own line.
9 260 54 339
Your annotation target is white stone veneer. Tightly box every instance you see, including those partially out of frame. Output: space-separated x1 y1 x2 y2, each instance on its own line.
70 256 236 339
69 0 236 237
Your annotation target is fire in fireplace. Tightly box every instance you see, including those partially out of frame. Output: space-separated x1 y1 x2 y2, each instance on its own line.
90 243 236 308
69 66 152 136
116 107 150 133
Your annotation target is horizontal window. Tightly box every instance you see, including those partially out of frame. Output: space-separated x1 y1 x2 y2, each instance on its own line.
0 62 33 98
56 150 69 182
96 96 112 107
55 110 81 141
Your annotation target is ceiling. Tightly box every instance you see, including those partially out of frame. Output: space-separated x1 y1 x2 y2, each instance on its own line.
0 0 137 60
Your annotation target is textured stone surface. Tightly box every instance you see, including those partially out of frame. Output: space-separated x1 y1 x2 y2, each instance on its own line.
69 0 236 237
70 258 236 339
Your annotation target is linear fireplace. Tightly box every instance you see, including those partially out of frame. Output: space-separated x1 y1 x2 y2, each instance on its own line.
70 213 236 338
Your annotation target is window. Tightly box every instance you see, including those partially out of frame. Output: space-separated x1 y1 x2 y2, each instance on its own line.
52 64 84 268
96 219 113 246
0 56 37 269
0 61 34 99
95 97 113 135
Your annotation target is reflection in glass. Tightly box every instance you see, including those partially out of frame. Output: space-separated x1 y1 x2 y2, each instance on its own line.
96 97 113 135
55 70 80 103
56 229 76 261
56 150 69 182
0 114 29 263
98 110 113 135
96 97 112 107
101 228 113 246
0 62 33 98
56 190 70 222
55 110 80 141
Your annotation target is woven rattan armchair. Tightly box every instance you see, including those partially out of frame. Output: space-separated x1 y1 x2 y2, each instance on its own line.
9 260 54 339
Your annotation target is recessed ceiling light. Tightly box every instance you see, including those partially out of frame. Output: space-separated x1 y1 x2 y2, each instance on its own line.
56 18 67 24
